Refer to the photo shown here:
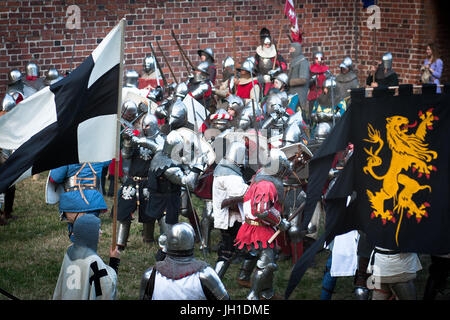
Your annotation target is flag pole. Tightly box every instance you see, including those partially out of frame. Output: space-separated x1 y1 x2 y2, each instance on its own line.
112 18 126 250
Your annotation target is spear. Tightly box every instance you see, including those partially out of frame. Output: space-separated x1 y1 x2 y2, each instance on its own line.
156 39 179 85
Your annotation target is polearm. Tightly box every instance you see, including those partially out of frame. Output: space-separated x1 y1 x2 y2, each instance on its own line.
232 0 237 80
272 25 283 70
268 200 306 245
156 39 179 85
149 42 168 89
171 30 196 71
112 18 126 250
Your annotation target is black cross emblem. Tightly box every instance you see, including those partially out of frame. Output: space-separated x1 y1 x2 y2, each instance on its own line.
89 261 108 297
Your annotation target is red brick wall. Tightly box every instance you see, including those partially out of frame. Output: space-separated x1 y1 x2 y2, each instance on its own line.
1 0 448 98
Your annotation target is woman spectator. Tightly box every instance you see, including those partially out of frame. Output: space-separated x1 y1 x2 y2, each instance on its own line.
421 43 443 93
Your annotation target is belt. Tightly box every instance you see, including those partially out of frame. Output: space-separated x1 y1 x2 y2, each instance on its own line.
132 176 148 181
64 185 98 193
370 247 401 267
245 218 263 227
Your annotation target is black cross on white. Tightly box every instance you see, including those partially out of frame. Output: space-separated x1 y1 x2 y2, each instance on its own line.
89 261 108 297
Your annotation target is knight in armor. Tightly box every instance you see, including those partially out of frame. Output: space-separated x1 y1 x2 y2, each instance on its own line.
212 140 249 279
212 56 236 108
335 57 360 103
139 55 160 90
233 148 293 300
7 69 35 102
198 47 217 85
23 62 45 91
273 73 289 93
188 61 214 113
261 92 290 139
48 161 110 241
307 51 329 125
139 222 230 300
235 58 262 106
287 42 310 122
366 52 399 88
53 214 120 300
116 112 165 250
254 28 288 96
193 108 235 255
145 130 208 260
310 78 347 145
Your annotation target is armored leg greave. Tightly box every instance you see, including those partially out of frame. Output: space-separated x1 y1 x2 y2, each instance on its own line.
117 220 131 250
142 219 156 243
200 200 214 254
238 250 258 288
354 256 371 300
247 248 278 300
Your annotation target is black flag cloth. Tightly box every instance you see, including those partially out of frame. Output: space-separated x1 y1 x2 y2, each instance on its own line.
285 84 450 299
0 22 123 194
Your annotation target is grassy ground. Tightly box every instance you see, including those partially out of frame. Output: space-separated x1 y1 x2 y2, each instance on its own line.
0 174 447 301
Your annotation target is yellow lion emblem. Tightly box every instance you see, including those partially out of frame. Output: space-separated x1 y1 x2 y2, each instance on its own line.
363 108 438 245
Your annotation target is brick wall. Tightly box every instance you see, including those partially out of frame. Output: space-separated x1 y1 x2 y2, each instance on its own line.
1 0 449 98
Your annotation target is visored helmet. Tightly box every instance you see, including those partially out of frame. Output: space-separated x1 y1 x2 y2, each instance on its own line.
382 52 393 70
142 111 160 138
121 100 138 122
339 56 353 70
2 93 17 112
225 140 247 167
168 99 187 130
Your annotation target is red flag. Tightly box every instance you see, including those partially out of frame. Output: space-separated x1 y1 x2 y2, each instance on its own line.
284 0 302 43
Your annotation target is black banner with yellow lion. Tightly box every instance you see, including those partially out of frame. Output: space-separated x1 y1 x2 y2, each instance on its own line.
285 84 449 299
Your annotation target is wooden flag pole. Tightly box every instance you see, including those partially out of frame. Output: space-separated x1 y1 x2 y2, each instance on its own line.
112 18 126 250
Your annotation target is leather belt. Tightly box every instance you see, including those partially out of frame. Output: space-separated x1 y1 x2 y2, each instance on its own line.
245 218 263 226
132 176 148 181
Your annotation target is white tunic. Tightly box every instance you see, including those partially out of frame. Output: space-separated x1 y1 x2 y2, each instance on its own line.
152 272 206 300
367 247 422 277
212 175 248 230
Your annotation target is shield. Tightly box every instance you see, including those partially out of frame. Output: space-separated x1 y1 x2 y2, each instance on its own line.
122 87 155 113
183 94 210 131
222 130 270 170
175 127 216 166
45 172 64 204
280 142 313 182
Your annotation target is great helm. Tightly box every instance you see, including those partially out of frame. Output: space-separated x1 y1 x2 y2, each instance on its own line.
26 62 39 77
382 52 393 70
143 55 156 74
166 222 195 257
8 69 22 85
265 94 283 115
124 69 139 88
198 47 215 62
121 100 138 122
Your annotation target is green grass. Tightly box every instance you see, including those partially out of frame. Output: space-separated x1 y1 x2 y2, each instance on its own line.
0 174 447 300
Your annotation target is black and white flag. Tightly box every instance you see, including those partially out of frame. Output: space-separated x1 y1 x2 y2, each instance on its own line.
0 20 124 193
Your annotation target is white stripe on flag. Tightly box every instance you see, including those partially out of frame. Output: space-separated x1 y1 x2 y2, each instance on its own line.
11 166 32 186
88 22 122 89
77 114 117 162
0 87 57 150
